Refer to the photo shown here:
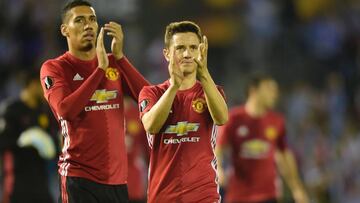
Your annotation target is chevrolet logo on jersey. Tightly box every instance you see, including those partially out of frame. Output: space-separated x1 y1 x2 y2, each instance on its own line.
90 89 118 104
164 122 200 136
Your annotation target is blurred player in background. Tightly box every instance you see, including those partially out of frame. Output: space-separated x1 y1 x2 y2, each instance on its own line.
124 96 149 203
40 0 149 202
139 21 228 203
0 72 56 203
216 73 309 203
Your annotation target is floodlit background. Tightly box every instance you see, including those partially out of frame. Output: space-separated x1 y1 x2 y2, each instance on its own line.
0 0 359 202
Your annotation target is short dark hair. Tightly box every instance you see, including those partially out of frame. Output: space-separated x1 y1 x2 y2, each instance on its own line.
61 0 92 23
164 21 202 48
245 73 274 97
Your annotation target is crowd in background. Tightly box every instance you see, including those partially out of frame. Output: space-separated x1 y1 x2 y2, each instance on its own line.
0 0 359 202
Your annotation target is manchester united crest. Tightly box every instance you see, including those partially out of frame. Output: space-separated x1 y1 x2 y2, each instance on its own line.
192 98 207 113
265 126 278 141
105 67 119 81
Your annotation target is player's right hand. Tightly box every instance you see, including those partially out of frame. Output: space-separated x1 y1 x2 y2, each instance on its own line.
168 47 184 89
96 27 109 70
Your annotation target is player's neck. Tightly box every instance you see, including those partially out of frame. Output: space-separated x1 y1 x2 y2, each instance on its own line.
244 99 267 118
179 72 196 90
68 48 96 61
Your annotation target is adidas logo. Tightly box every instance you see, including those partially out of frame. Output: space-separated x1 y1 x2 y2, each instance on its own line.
73 73 84 81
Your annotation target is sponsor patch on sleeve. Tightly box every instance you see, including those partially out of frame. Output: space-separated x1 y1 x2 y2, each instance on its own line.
139 99 149 112
43 76 53 90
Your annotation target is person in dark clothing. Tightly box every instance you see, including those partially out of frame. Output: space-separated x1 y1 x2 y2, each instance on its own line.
0 71 56 203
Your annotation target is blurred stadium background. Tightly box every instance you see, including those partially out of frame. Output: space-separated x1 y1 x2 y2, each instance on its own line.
0 0 359 202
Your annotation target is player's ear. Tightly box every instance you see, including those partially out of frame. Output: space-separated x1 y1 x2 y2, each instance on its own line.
60 24 69 37
163 48 170 62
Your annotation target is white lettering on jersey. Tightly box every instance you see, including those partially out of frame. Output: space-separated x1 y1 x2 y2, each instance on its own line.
162 121 201 144
163 137 200 144
84 103 120 112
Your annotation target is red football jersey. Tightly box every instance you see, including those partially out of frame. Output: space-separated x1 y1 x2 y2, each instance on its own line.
139 80 225 203
217 106 287 202
40 52 149 185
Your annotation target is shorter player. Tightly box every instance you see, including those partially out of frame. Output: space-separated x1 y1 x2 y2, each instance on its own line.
138 21 228 203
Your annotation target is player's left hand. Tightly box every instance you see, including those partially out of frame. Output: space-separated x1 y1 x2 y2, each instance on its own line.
104 22 124 60
194 35 210 81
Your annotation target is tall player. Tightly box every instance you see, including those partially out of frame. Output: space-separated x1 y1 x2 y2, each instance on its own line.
216 74 309 203
138 21 228 203
40 1 149 202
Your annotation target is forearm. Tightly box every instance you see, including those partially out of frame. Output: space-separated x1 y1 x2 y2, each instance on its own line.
199 72 228 125
116 56 150 101
51 68 105 120
276 150 306 193
142 86 178 134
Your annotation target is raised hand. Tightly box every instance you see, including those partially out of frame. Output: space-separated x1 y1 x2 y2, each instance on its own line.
96 27 109 70
168 48 184 89
104 22 124 60
194 35 209 81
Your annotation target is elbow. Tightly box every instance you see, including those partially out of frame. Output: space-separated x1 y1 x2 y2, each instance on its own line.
48 96 77 121
143 123 160 134
142 118 161 134
223 114 229 124
215 119 228 126
142 113 162 134
214 114 228 126
57 102 74 121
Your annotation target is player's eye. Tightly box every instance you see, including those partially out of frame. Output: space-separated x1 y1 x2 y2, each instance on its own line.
190 46 197 51
74 18 84 23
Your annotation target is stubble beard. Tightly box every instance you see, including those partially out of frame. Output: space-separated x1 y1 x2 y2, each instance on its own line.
80 42 94 52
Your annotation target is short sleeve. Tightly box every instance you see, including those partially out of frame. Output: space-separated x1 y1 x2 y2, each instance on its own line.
138 86 159 119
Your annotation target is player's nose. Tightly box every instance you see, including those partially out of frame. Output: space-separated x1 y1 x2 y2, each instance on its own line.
183 49 191 58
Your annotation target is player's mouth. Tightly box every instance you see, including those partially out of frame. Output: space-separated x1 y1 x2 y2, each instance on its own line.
82 32 95 40
181 60 194 65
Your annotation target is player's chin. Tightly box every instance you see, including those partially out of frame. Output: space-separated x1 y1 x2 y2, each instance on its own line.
80 42 94 52
180 65 196 73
